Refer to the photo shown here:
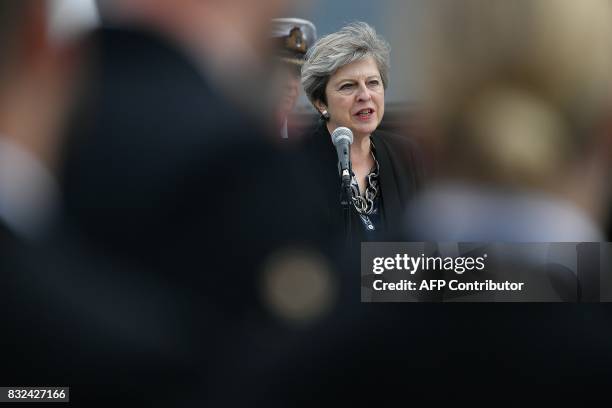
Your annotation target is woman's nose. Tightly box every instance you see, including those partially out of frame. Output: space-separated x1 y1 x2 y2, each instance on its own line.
356 83 372 101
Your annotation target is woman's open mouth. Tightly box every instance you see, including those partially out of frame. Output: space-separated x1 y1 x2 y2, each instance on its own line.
354 108 374 121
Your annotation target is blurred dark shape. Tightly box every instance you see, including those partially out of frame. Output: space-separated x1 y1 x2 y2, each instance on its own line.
0 1 201 406
546 262 579 302
59 0 331 307
2 226 211 406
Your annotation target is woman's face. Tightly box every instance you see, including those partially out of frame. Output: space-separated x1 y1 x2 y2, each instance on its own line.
319 57 385 138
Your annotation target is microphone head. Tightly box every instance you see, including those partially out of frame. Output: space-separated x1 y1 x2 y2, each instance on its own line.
331 126 353 147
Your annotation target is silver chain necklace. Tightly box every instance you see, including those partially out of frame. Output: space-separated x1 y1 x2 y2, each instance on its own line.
350 144 379 215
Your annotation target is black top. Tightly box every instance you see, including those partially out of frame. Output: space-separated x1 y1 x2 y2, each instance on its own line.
302 121 423 242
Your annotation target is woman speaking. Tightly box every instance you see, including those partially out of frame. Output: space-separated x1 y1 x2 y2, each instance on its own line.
301 22 422 241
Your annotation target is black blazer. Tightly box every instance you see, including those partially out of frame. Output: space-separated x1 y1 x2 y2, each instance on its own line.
303 121 423 241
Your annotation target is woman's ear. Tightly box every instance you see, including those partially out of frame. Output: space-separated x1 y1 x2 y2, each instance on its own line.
314 100 330 120
314 100 326 115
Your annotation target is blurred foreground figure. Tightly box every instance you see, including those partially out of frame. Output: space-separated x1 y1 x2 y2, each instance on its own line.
61 0 325 280
0 2 216 406
405 0 612 241
0 1 72 241
384 1 612 401
58 0 348 405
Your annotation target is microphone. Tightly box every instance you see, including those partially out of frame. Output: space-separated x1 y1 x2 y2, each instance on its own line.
330 127 353 184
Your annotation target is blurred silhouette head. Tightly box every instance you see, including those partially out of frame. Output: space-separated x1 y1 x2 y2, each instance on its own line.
97 0 288 71
0 0 77 168
417 0 612 220
96 0 291 121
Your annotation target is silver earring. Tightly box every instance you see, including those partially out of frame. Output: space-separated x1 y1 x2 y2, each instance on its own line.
321 109 330 120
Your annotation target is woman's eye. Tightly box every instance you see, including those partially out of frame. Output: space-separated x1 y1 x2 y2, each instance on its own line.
339 83 354 91
368 80 380 87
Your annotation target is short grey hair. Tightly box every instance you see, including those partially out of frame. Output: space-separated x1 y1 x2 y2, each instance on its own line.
301 21 390 106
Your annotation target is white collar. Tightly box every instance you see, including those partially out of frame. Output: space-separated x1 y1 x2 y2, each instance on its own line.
405 183 605 242
0 137 59 240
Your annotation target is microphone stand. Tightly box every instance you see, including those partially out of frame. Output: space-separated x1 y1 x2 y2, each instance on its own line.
331 126 355 248
340 167 352 247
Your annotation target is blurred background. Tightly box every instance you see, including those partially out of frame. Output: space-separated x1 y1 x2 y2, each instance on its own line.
2 0 612 405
